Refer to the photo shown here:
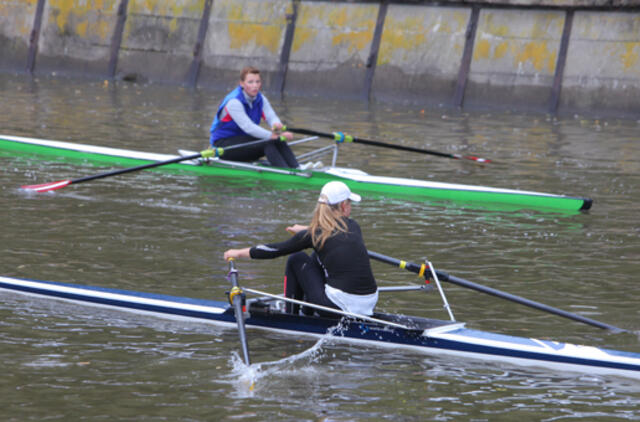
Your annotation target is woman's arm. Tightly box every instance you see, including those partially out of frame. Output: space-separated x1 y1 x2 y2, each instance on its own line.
261 95 280 128
223 228 312 262
286 224 309 234
262 95 294 141
223 247 251 261
226 98 293 141
225 99 272 139
249 230 312 259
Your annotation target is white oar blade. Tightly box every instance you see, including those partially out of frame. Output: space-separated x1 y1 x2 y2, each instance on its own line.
21 180 72 193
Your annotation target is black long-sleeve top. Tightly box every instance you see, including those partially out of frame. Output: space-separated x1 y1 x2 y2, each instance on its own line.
249 218 377 295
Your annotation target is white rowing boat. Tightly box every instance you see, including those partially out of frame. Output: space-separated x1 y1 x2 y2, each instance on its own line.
1 262 637 380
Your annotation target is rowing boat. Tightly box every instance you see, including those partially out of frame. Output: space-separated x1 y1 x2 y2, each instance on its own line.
2 274 638 379
0 134 592 212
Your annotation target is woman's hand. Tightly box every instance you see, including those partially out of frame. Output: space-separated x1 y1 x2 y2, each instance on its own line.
224 248 251 261
271 130 293 141
286 224 308 234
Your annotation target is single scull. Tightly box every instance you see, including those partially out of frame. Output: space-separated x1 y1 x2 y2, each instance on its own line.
1 273 637 379
0 134 592 212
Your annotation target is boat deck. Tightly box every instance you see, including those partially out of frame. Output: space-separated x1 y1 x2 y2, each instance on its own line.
247 299 456 332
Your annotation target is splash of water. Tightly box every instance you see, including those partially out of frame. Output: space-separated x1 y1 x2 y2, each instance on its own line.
225 324 351 398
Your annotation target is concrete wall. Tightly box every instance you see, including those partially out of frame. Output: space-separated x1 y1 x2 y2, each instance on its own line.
1 0 639 117
562 11 640 117
36 0 120 76
372 5 470 106
465 9 565 112
0 0 38 71
199 0 290 91
118 0 204 83
285 1 378 98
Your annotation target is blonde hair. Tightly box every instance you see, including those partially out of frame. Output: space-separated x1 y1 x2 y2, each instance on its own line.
308 195 348 249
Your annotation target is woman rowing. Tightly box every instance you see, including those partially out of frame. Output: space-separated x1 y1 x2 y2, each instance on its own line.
223 181 378 317
209 66 299 168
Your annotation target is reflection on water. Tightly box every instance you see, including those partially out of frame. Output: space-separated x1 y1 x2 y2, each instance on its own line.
1 73 639 420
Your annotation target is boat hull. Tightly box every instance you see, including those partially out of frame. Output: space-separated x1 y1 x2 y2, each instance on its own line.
0 134 592 212
1 275 638 379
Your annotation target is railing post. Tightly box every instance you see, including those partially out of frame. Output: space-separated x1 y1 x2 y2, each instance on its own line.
549 9 574 114
186 0 214 87
453 5 480 109
107 0 129 78
363 0 388 102
274 0 299 96
26 0 46 73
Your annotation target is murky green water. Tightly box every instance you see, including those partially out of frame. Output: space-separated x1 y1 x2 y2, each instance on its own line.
1 73 639 420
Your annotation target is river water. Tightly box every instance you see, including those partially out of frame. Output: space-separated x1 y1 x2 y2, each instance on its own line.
1 73 639 420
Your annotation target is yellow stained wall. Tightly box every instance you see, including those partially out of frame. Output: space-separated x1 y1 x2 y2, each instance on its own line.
207 0 289 58
377 5 469 75
46 0 118 42
290 2 378 67
0 0 38 40
566 11 640 79
123 0 205 44
471 9 565 81
1 0 638 113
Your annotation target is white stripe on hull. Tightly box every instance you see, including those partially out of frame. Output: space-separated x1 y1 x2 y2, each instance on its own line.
2 134 568 199
0 276 226 316
1 275 638 379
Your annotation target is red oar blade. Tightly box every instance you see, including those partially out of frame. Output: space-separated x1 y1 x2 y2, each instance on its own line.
465 156 491 164
452 154 491 164
21 180 72 193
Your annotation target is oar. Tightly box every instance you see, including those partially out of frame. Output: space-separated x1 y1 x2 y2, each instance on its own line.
367 250 626 333
227 259 251 366
21 136 277 193
286 127 491 163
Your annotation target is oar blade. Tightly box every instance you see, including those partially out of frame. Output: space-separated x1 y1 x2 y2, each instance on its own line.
21 179 72 193
463 155 491 164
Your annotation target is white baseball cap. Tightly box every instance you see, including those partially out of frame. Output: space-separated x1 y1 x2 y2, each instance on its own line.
318 181 361 205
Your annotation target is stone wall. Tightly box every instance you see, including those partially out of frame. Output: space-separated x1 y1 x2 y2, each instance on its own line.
0 0 39 71
1 0 639 117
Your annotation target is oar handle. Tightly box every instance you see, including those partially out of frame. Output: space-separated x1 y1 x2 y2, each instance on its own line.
367 250 626 333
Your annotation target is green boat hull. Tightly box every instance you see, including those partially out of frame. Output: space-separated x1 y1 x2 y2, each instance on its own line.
0 135 592 212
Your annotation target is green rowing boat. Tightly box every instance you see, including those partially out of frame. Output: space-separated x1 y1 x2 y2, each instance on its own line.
1 134 592 212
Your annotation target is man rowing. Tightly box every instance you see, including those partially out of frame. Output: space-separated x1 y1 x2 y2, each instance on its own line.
209 66 299 168
223 181 379 316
